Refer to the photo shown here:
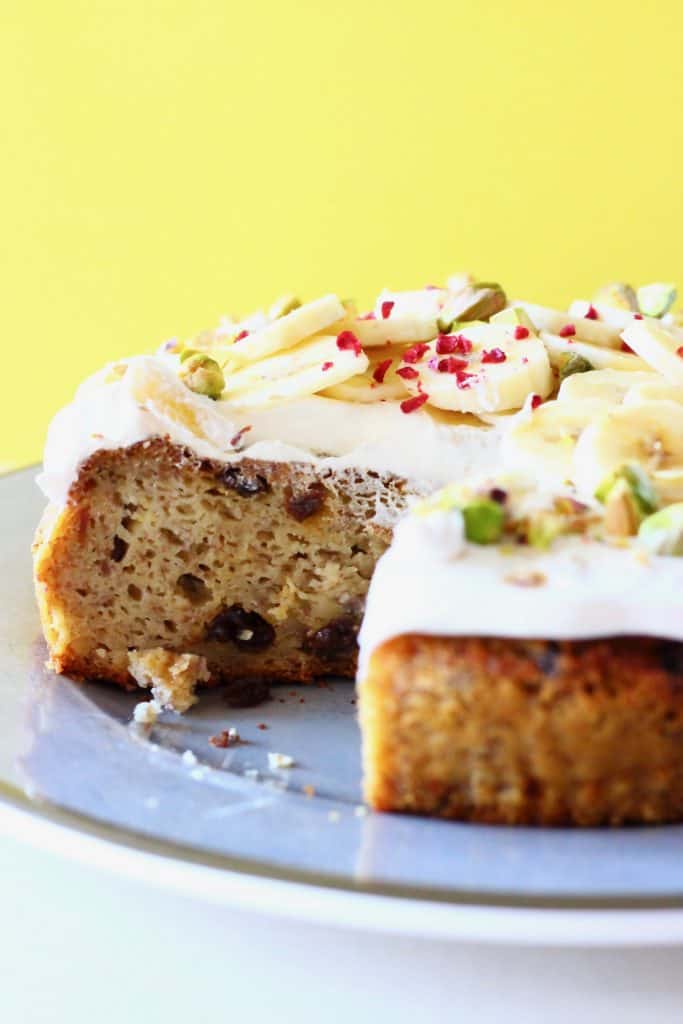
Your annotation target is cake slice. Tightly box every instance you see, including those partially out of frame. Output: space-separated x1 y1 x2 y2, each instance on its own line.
358 471 683 825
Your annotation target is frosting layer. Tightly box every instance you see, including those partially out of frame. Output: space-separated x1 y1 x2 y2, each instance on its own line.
37 355 501 506
358 513 683 672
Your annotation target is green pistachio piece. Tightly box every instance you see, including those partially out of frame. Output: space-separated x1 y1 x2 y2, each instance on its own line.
462 499 505 544
527 511 566 550
602 478 641 537
637 283 677 318
490 306 536 332
638 502 683 555
178 353 225 400
592 282 638 312
438 285 507 332
269 294 302 320
179 347 201 364
595 464 658 517
559 353 594 382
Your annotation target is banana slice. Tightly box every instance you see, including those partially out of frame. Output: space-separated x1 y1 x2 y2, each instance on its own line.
374 288 448 320
223 335 347 396
517 302 623 348
401 322 552 415
348 314 440 347
558 368 660 404
540 331 649 373
503 398 610 485
226 339 368 409
623 379 683 406
573 400 683 501
567 300 643 333
321 347 409 402
224 294 346 368
621 318 683 384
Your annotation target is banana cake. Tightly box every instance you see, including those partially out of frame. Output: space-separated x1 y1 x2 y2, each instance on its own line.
33 275 683 824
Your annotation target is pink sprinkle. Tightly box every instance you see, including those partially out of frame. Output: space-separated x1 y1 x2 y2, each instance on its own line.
585 304 599 320
437 357 468 374
531 394 542 410
621 341 635 354
336 331 362 356
436 333 472 355
381 300 395 319
372 358 392 384
634 313 643 320
513 325 530 340
234 329 249 342
481 348 507 364
559 323 576 338
400 393 429 414
396 366 419 380
402 342 429 364
322 361 334 372
358 311 376 320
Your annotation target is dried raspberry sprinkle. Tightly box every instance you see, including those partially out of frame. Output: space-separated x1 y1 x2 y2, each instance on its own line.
437 356 468 374
621 341 635 353
396 366 419 380
258 723 268 730
559 323 576 338
481 348 507 364
380 300 395 319
436 333 472 355
531 394 542 409
322 361 334 372
634 313 643 320
372 358 392 383
455 371 476 389
400 393 429 414
490 487 508 504
677 347 683 358
513 325 530 340
234 329 249 342
585 304 599 320
402 342 429 364
358 311 376 320
336 330 362 356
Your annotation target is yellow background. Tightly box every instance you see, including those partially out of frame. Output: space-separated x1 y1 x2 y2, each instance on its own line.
2 1 683 470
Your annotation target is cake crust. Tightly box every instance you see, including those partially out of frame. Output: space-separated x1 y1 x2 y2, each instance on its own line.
360 633 683 826
33 438 410 690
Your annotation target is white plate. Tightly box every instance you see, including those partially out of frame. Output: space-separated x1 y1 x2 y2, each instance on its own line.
4 465 683 945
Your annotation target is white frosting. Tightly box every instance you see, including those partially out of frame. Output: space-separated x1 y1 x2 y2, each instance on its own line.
37 354 501 506
358 516 683 672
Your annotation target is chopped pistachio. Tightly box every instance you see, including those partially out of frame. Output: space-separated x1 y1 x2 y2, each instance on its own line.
462 499 505 544
637 283 677 318
527 511 566 550
638 503 683 555
179 347 200 364
269 294 302 320
592 282 638 312
490 306 536 332
603 479 641 538
178 353 225 400
559 353 593 382
438 284 506 332
595 464 658 517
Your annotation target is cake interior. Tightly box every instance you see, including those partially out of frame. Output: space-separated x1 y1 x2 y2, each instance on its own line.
33 439 412 688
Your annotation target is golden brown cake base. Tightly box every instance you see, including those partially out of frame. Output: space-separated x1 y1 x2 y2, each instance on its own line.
360 634 683 826
33 438 411 691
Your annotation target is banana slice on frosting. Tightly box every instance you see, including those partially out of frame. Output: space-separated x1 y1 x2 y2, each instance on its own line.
223 294 346 369
573 399 683 502
540 331 649 373
558 368 660 404
503 398 610 486
399 322 552 415
621 318 683 384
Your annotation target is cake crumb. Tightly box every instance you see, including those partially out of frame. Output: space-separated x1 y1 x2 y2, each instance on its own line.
209 727 240 748
268 751 295 770
328 810 341 823
354 804 368 817
303 784 316 798
128 648 210 713
181 749 198 767
132 698 161 726
244 767 259 780
503 570 547 588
